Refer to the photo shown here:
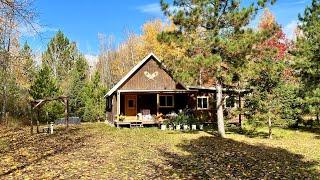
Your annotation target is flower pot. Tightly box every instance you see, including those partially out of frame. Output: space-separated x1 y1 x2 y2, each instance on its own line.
168 125 173 130
183 125 189 131
191 124 197 130
160 124 166 130
199 124 204 130
175 125 181 130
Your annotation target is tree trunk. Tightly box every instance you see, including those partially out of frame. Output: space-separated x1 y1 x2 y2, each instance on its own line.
36 109 40 133
1 85 7 122
216 83 226 138
238 93 242 129
268 116 272 139
64 98 69 128
30 118 33 135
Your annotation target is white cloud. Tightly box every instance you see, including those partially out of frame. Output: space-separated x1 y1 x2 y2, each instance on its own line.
85 54 98 68
291 0 306 5
284 20 298 40
19 23 58 37
136 3 162 15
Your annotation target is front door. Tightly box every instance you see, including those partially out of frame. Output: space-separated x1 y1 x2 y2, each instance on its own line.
125 94 137 116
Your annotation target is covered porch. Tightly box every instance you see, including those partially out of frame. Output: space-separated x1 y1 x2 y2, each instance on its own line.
114 90 195 127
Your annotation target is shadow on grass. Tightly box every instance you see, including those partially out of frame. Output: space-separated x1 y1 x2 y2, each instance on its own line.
0 126 90 177
202 126 270 139
227 127 270 138
288 126 320 135
152 136 319 179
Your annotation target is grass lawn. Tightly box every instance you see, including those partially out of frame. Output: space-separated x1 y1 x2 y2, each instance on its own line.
0 123 319 179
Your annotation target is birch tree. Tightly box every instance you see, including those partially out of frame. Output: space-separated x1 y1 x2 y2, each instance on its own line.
0 0 35 122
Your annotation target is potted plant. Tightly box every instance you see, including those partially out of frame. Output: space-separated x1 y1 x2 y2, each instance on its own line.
189 116 197 130
116 115 125 122
183 124 189 131
199 124 204 130
161 120 170 130
177 114 188 131
173 112 184 130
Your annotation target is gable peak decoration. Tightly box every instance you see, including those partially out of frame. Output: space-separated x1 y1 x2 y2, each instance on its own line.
144 71 158 80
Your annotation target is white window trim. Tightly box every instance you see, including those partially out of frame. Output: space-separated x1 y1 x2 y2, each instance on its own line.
197 96 209 110
159 95 175 108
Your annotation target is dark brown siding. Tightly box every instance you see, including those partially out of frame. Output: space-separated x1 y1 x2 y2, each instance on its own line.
106 95 117 122
120 58 184 90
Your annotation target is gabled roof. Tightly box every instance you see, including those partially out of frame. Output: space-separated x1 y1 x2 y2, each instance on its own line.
104 53 186 97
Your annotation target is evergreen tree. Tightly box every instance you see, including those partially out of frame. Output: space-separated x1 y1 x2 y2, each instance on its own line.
42 31 77 84
30 64 59 100
20 42 36 88
160 0 276 137
294 0 320 122
69 54 89 117
245 9 299 138
245 58 284 139
80 71 106 122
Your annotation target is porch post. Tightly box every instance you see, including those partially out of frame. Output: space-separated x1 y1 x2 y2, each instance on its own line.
117 91 120 121
156 93 160 115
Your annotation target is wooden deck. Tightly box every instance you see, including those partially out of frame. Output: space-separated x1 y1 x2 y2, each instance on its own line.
114 116 162 128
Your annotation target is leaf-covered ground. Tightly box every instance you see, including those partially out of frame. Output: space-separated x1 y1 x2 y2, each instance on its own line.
0 123 319 179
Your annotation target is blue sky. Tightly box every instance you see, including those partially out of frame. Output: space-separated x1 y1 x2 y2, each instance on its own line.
20 0 311 63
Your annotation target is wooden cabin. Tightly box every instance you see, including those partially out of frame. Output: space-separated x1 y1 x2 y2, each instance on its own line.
104 53 246 127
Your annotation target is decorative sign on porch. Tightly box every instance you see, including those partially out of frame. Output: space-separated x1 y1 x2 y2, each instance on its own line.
144 71 158 80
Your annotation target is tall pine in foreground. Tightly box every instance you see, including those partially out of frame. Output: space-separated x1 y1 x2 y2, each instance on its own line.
294 0 320 122
160 0 276 137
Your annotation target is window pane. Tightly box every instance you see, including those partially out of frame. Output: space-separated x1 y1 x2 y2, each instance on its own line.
197 98 202 108
226 96 235 108
160 96 166 106
167 96 173 106
203 98 208 109
128 100 134 108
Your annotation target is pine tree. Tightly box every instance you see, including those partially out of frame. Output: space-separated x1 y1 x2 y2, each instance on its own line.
245 58 284 139
42 31 77 84
160 0 276 137
69 54 89 117
19 42 36 88
294 0 320 122
80 71 106 122
30 64 59 100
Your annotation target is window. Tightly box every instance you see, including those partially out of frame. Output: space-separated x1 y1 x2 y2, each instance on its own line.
225 96 236 108
159 95 174 108
197 96 209 110
128 100 134 108
106 97 112 112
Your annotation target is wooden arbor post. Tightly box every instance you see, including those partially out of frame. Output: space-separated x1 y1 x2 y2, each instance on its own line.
62 96 69 128
30 96 70 134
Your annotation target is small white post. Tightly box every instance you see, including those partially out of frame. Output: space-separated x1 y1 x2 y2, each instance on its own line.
50 122 54 134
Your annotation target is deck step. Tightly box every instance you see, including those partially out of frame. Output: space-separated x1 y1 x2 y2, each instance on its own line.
130 122 143 128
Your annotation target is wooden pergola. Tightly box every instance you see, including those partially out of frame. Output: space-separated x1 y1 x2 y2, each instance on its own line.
30 96 69 134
